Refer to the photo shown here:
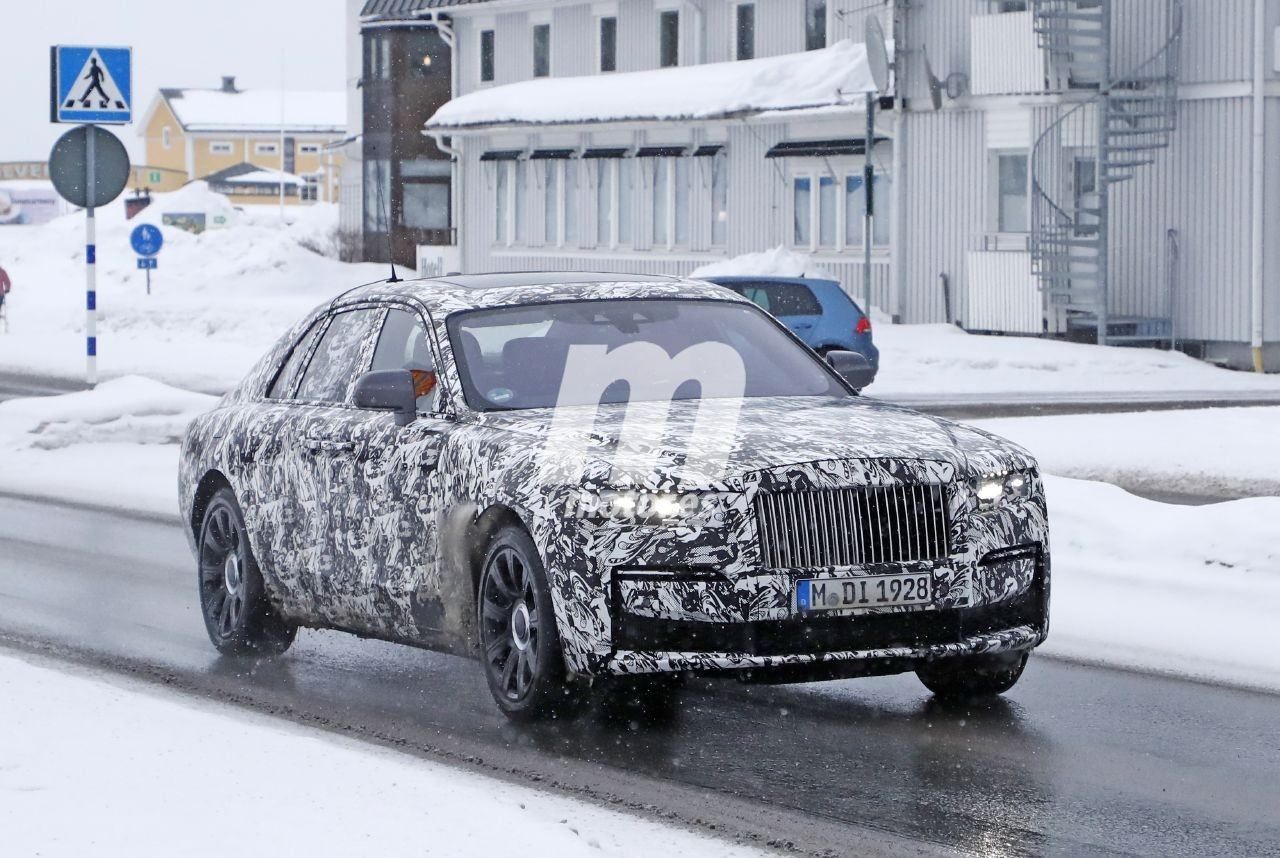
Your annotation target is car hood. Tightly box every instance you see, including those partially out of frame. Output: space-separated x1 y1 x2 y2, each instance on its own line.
468 395 1034 489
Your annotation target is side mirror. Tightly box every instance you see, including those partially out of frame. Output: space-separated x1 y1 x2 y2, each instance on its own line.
353 369 418 426
826 350 877 391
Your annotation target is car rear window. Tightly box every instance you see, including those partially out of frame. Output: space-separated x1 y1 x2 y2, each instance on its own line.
728 283 822 317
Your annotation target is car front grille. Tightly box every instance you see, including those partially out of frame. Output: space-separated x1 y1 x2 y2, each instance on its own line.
754 483 950 569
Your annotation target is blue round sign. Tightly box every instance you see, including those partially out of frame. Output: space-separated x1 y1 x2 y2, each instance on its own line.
130 223 163 256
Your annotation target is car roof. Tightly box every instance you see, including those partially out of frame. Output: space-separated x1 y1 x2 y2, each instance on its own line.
331 271 748 316
701 275 840 288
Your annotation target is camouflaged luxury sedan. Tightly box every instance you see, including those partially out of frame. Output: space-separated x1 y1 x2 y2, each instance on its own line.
179 272 1050 720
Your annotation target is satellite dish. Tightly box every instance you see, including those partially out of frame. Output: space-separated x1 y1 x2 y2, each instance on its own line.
923 48 944 111
864 16 891 94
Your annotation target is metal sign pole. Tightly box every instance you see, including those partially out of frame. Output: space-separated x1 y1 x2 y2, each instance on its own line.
85 126 97 387
863 92 875 310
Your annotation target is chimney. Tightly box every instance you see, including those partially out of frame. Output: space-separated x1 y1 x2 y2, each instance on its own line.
220 75 238 93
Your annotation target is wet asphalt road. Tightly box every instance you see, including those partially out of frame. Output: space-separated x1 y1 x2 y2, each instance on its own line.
1 495 1277 857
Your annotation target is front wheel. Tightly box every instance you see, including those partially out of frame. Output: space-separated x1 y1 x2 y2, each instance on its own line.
197 488 296 657
916 651 1028 700
477 526 586 721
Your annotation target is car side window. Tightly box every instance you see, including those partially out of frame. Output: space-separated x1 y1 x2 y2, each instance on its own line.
372 307 439 412
730 285 771 312
295 308 385 405
767 284 822 316
267 317 325 400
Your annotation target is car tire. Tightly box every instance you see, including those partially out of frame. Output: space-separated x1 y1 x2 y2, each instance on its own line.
478 525 586 722
915 651 1028 700
197 488 296 657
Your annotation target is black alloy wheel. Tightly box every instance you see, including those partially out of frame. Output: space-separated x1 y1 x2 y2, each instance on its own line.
477 525 584 721
198 487 296 656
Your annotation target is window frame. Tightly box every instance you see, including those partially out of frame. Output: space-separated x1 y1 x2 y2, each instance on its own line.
597 14 618 73
991 149 1030 234
733 2 756 61
658 8 681 68
804 0 828 51
532 22 552 78
479 28 496 84
789 162 893 254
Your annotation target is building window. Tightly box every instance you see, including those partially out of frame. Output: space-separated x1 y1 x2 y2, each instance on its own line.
996 152 1029 232
543 160 560 245
300 143 320 155
565 160 579 246
805 0 827 51
162 126 171 149
734 3 755 61
300 174 320 202
711 150 728 246
599 16 618 72
364 158 391 233
494 160 525 245
793 177 812 245
818 176 837 248
209 141 233 155
402 159 451 231
617 160 633 245
844 172 892 247
365 32 392 81
793 167 892 251
648 156 689 249
533 23 551 78
659 10 680 67
255 142 279 155
480 29 495 83
995 1 1029 11
596 160 614 247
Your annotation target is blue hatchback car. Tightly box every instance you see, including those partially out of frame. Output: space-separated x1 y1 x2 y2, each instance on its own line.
703 276 880 371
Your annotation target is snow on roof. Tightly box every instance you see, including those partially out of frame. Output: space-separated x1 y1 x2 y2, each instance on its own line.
164 89 346 134
220 169 307 187
426 40 878 131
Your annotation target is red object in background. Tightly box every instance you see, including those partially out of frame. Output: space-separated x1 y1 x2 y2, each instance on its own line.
0 265 11 295
855 315 872 335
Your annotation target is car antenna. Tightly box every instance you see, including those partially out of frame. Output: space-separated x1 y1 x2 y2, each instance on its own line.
375 158 401 283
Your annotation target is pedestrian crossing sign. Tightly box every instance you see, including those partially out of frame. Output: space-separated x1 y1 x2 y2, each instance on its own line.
51 46 132 124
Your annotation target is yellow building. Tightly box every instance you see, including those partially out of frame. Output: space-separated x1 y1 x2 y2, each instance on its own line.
138 76 346 205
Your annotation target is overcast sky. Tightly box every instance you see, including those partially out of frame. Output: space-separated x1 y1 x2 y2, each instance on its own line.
1 0 349 163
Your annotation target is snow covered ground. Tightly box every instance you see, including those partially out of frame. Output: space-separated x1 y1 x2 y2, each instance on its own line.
973 407 1280 498
0 381 1276 692
0 183 386 393
0 650 763 858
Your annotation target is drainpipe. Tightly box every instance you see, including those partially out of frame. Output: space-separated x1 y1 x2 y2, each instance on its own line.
1250 0 1267 371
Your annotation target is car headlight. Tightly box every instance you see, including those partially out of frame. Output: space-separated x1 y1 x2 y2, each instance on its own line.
574 489 724 525
971 470 1034 511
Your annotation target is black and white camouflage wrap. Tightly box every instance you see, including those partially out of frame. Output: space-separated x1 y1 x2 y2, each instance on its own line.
180 277 1050 678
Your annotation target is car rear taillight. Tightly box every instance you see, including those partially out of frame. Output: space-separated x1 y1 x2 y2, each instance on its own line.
855 316 872 335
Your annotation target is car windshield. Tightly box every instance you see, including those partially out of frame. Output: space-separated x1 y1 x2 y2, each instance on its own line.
448 298 848 411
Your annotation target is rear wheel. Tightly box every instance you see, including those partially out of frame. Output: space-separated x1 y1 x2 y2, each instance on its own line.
478 526 585 721
197 488 296 656
916 651 1028 700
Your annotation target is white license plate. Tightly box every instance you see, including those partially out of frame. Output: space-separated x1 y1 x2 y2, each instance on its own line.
796 573 933 613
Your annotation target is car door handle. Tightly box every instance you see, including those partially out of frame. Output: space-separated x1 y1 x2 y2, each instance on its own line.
322 440 356 454
303 437 323 454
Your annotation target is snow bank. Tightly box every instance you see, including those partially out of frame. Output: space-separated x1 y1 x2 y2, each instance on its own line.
1038 475 1280 692
427 40 876 130
869 322 1280 397
0 652 763 858
0 183 386 392
974 407 1280 498
0 377 216 517
690 246 836 280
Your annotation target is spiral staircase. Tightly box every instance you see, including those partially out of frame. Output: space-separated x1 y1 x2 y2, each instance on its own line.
1029 0 1184 345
